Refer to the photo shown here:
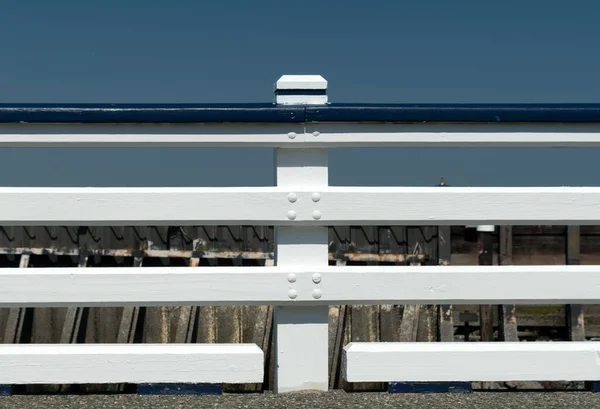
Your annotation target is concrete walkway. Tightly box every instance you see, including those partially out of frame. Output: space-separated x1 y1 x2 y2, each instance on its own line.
1 391 599 409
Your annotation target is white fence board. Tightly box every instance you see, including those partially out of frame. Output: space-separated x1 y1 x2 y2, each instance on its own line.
3 123 600 148
0 344 263 384
0 123 305 147
305 123 600 147
1 265 599 307
3 186 600 226
343 342 600 382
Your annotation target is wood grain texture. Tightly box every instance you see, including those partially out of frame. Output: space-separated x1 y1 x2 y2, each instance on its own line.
343 342 600 382
2 265 600 307
3 187 600 226
0 344 263 384
567 226 586 342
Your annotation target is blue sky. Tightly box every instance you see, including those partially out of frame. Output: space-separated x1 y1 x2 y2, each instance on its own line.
1 0 599 187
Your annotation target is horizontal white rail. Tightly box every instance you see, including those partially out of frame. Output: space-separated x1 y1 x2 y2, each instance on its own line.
3 123 600 147
305 123 600 147
343 342 600 382
1 265 599 307
0 344 263 384
0 123 305 147
2 187 600 226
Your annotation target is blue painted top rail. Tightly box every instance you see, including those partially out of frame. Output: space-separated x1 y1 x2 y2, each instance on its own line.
1 103 600 123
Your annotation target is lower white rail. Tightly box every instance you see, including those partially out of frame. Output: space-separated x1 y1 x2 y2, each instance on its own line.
343 342 600 382
0 344 263 384
1 265 599 307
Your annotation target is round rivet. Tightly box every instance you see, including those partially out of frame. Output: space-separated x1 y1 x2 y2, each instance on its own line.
312 210 322 220
287 132 297 140
288 289 298 299
312 289 322 299
312 131 320 137
287 210 297 220
287 273 297 283
312 273 322 284
287 193 297 203
311 192 321 202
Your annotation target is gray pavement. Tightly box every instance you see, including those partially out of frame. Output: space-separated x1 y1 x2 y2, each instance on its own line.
2 391 600 409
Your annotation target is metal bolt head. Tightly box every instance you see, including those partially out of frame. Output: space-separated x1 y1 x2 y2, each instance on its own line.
312 273 322 284
287 273 297 283
312 289 322 299
287 210 297 220
312 210 322 220
288 289 298 299
311 192 321 202
312 131 320 137
287 132 297 140
287 192 297 203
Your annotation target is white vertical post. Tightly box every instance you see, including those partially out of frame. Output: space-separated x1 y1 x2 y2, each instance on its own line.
273 75 329 393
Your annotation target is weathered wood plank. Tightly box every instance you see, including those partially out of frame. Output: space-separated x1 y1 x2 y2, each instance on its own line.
3 255 31 345
438 223 454 342
499 226 518 342
329 260 348 390
59 255 88 345
566 226 585 342
478 227 495 342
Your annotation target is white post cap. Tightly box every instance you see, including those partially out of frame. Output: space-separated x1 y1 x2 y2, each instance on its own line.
274 75 328 105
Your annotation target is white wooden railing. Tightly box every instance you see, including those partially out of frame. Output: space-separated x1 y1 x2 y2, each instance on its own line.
1 75 600 393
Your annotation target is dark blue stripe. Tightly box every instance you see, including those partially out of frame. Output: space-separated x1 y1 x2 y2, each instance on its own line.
0 103 305 123
0 385 12 396
137 383 222 395
275 89 327 96
389 382 472 394
1 103 600 123
306 103 600 123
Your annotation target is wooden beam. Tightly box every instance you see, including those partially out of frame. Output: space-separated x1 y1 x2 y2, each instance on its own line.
344 342 600 382
3 187 600 226
566 226 585 342
3 255 31 344
305 122 600 148
273 148 329 393
60 255 89 344
498 226 518 342
2 265 600 307
478 227 494 342
438 222 454 342
5 122 600 148
0 344 263 384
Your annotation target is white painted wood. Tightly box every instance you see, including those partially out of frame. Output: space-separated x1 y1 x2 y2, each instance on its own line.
343 342 600 382
4 122 600 147
0 123 306 147
3 186 600 226
275 75 327 89
276 95 328 105
274 148 329 393
2 265 599 307
305 122 600 147
0 344 263 384
0 187 289 226
3 123 600 148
